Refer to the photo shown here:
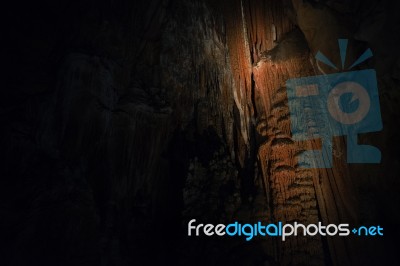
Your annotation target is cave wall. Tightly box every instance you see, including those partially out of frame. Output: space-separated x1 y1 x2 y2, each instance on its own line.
2 0 400 265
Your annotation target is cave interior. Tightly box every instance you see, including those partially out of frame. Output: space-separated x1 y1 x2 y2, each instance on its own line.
2 0 400 265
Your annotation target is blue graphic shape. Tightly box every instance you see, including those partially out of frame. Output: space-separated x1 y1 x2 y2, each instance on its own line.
315 39 373 71
286 69 382 168
338 39 348 69
339 92 359 113
348 48 373 69
316 51 338 70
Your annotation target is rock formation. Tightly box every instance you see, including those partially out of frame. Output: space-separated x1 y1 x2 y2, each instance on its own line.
2 0 400 265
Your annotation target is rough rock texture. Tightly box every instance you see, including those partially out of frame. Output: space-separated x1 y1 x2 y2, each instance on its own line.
2 0 400 265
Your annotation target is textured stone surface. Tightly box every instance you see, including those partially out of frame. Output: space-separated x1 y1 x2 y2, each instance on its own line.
2 0 400 265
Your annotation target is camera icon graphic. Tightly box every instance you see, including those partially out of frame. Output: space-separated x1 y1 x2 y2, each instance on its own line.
286 40 382 168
